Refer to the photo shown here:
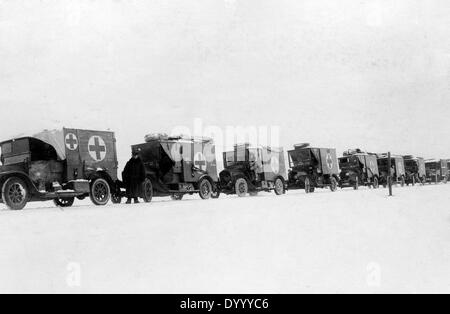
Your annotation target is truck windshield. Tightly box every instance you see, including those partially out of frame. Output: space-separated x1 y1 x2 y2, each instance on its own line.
289 149 310 166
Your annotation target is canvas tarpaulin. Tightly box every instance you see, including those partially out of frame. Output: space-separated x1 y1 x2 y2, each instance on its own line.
32 129 66 160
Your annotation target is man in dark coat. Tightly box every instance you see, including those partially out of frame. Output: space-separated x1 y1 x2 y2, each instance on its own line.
122 151 146 204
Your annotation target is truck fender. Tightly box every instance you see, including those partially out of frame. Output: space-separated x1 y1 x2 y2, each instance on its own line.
0 171 40 198
198 174 214 185
88 171 115 190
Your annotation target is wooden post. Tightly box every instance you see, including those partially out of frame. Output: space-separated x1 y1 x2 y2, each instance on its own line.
388 152 393 196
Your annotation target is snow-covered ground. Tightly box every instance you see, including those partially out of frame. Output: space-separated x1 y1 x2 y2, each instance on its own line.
1 184 449 294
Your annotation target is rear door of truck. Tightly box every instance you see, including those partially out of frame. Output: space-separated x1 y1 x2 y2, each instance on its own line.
64 128 118 181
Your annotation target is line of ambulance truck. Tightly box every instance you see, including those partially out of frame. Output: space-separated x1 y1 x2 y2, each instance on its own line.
0 128 448 210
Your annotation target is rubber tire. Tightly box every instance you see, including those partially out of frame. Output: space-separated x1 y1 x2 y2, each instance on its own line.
141 179 153 203
198 179 213 200
54 197 75 208
330 177 338 192
274 178 285 196
235 178 248 197
211 186 221 199
373 177 379 189
90 178 111 206
111 194 122 204
2 177 29 210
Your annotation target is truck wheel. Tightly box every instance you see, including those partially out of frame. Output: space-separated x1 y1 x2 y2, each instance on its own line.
330 177 338 192
2 177 29 210
54 198 75 208
235 178 248 197
111 194 122 204
198 179 212 200
274 178 285 195
373 177 379 189
171 194 184 201
211 185 221 199
90 178 110 206
142 179 153 203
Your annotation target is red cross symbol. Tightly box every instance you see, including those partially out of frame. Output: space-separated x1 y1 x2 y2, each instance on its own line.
88 136 106 161
65 133 78 150
326 153 334 170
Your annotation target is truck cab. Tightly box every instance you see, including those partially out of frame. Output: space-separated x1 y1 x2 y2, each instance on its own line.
425 159 448 184
338 150 380 189
0 128 118 210
127 134 219 201
403 156 426 185
219 144 287 197
288 144 340 193
376 154 406 187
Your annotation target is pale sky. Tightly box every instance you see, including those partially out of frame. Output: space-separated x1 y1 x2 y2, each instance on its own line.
1 0 450 166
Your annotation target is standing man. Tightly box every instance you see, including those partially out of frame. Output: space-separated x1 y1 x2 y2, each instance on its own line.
122 150 146 204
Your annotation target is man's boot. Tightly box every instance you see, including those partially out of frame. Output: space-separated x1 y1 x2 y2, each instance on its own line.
126 198 132 204
134 198 140 204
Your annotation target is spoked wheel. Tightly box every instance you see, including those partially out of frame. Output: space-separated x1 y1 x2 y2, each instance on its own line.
373 177 379 189
54 197 75 208
2 177 29 210
274 177 285 196
142 179 153 203
90 178 111 206
198 178 213 200
330 177 338 192
235 178 248 197
111 194 122 204
171 194 184 201
211 185 221 199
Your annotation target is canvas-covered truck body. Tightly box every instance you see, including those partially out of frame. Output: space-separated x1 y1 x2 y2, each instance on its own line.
425 159 448 184
0 128 118 210
219 144 287 197
287 144 340 193
338 150 380 189
375 154 406 187
403 156 426 185
125 134 219 202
